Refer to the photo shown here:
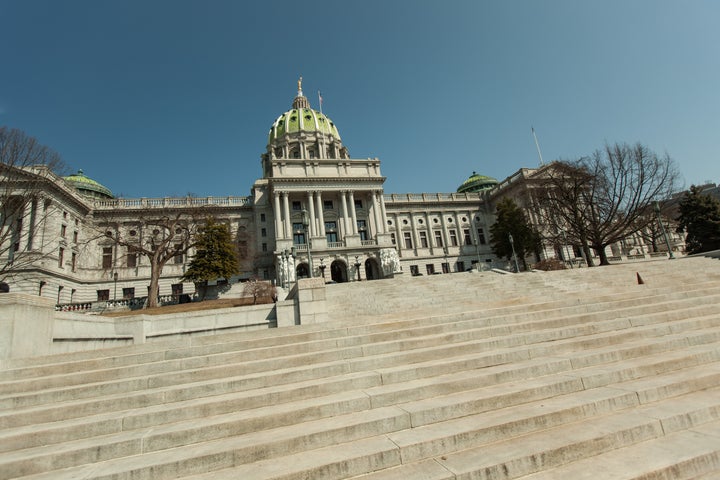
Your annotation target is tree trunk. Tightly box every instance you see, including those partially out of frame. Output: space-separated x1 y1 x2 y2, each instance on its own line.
596 245 610 266
147 259 163 308
581 236 595 267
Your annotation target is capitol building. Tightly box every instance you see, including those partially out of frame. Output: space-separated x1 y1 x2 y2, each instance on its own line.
2 81 675 306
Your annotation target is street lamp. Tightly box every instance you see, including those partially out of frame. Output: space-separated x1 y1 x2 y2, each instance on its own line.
301 209 313 277
654 201 675 259
354 255 362 281
319 258 326 279
113 272 118 301
508 233 520 273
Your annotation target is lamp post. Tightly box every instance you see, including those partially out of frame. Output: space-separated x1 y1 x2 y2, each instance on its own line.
319 258 326 279
509 233 520 273
654 201 675 259
301 209 313 277
113 272 118 301
354 255 362 281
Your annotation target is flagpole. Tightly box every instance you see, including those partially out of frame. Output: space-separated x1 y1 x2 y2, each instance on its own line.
532 127 545 166
318 90 323 115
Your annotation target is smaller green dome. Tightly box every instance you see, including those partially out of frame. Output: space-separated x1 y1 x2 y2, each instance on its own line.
457 171 498 193
63 169 114 199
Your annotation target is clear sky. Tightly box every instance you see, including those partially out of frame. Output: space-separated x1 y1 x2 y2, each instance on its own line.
2 0 719 198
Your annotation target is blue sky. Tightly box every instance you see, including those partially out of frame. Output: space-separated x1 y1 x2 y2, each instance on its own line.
2 0 719 198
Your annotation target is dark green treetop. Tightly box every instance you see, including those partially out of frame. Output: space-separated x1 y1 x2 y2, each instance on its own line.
182 218 239 283
489 197 541 270
676 185 720 254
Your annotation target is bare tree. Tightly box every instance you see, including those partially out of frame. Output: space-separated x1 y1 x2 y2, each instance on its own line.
242 276 276 304
535 143 680 266
90 208 207 308
1 127 67 281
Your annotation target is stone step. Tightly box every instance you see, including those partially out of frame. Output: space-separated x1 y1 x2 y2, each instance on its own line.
349 389 720 480
2 303 716 427
4 348 719 479
515 420 720 479
180 383 720 480
3 285 717 401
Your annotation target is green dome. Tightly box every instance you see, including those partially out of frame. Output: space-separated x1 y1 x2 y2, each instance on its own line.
267 107 341 145
457 171 498 193
267 78 341 146
63 169 114 199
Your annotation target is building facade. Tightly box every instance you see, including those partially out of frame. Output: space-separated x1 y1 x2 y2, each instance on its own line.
1 82 680 306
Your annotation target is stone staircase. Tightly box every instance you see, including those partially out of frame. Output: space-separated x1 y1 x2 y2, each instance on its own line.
1 257 719 479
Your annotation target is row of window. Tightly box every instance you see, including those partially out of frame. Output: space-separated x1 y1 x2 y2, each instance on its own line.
291 199 363 211
96 283 184 301
100 244 184 269
392 228 487 249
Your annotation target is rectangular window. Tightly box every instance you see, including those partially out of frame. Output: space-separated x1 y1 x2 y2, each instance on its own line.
260 213 266 222
73 231 78 243
391 233 396 245
60 224 66 237
354 199 363 209
122 287 135 299
323 200 334 210
71 252 77 272
261 228 267 237
419 231 428 248
457 261 465 272
404 232 413 249
357 219 368 241
58 247 64 268
292 222 305 245
434 231 443 247
174 243 183 264
463 229 472 246
410 265 419 276
171 283 183 296
449 229 458 247
292 201 302 211
477 228 487 245
102 247 112 269
127 245 138 268
325 221 337 243
262 243 268 252
97 289 110 301
441 262 450 273
426 264 435 275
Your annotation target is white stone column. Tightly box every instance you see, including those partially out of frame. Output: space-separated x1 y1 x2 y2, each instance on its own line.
349 191 358 235
379 192 388 234
340 191 349 239
307 192 316 237
273 192 283 239
371 191 382 237
282 192 291 240
315 191 326 237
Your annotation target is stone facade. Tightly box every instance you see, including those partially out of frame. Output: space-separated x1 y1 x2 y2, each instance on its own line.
1 83 681 305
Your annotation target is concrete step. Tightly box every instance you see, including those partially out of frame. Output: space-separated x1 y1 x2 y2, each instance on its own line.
3 285 717 401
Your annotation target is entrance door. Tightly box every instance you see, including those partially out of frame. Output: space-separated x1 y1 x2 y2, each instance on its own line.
330 260 348 283
364 258 382 280
296 263 309 279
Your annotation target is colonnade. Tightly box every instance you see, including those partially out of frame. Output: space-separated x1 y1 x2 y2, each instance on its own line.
272 190 388 242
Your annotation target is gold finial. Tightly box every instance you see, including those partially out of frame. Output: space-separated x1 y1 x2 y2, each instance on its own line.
297 76 303 94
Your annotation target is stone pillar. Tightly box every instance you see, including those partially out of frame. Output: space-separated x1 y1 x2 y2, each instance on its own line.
315 191 326 237
282 192 291 240
340 191 349 238
273 192 283 239
371 191 382 237
307 192 316 237
349 191 358 235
